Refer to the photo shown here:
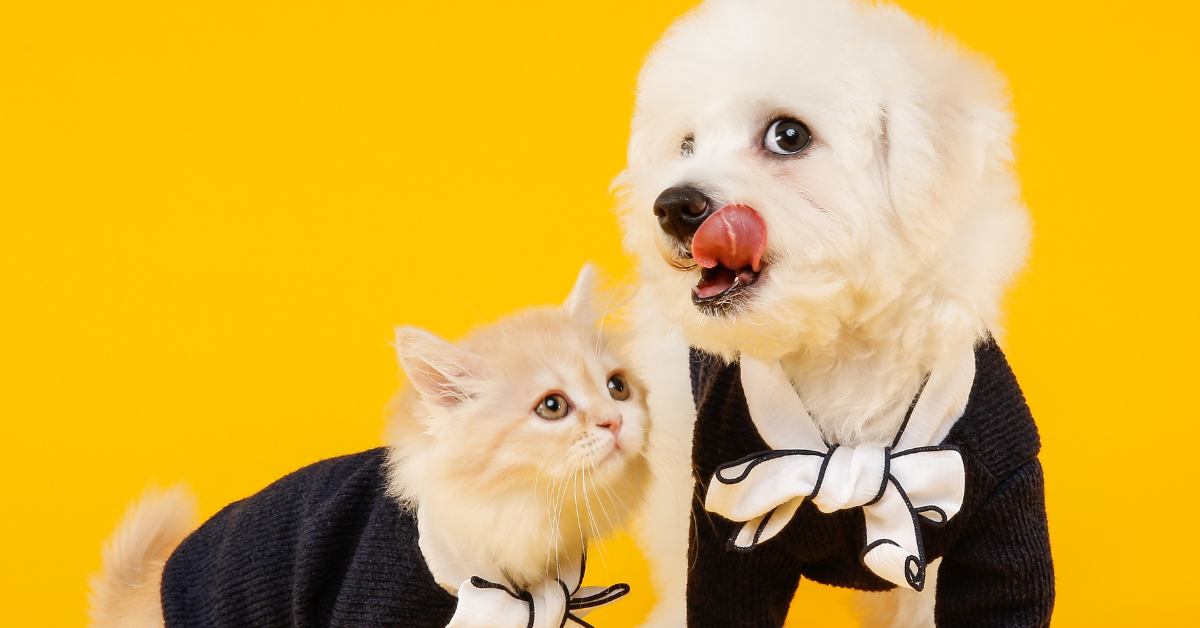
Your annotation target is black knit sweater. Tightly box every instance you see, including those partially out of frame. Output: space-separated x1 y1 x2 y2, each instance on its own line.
160 448 458 628
686 339 1054 628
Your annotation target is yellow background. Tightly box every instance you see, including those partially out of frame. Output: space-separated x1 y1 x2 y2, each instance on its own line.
2 1 1197 626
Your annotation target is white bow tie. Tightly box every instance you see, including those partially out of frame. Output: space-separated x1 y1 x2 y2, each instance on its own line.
418 507 629 628
450 567 628 628
703 349 976 590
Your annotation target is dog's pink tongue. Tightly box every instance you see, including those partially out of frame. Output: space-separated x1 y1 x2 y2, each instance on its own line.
691 204 768 272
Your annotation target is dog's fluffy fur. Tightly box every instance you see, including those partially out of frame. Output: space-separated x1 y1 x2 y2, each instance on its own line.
619 1 1029 626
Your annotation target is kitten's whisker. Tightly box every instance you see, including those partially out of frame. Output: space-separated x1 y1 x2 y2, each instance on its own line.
649 428 689 450
593 464 637 520
587 460 620 535
580 463 597 539
606 499 635 521
558 461 579 580
595 284 622 355
553 467 572 580
599 485 636 522
541 467 557 575
580 463 610 571
557 462 577 582
572 461 585 555
583 462 615 574
451 289 489 324
545 468 562 576
583 460 608 533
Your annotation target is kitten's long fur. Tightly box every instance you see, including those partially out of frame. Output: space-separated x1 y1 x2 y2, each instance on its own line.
87 486 197 628
88 266 650 625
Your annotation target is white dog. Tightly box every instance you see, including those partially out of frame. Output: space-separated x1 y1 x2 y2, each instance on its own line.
619 1 1050 627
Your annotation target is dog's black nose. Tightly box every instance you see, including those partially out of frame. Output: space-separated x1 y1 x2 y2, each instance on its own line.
653 186 712 244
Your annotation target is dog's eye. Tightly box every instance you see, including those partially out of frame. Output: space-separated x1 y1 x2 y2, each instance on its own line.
681 135 695 158
535 393 570 420
764 118 811 155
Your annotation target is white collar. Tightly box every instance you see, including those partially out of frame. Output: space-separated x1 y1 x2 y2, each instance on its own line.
703 346 976 590
740 346 975 452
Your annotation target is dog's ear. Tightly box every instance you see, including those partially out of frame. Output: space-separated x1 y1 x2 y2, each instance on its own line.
394 327 487 410
877 57 1014 252
562 263 601 327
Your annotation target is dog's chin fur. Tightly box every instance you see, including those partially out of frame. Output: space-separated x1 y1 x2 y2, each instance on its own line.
619 0 1030 625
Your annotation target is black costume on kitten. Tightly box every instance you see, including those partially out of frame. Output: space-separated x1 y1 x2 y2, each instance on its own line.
161 449 458 628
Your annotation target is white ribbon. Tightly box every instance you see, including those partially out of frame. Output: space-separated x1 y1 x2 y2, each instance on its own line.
703 348 975 591
450 570 628 628
418 507 629 628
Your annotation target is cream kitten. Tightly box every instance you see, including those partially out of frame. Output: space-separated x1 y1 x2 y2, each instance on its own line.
386 264 651 590
87 265 650 628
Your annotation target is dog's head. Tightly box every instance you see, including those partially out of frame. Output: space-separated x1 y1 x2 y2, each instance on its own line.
617 0 1030 361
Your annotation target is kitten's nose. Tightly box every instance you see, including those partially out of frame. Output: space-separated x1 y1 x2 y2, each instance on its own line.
597 415 623 439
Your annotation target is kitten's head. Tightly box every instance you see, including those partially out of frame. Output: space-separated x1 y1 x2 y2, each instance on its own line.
385 265 649 583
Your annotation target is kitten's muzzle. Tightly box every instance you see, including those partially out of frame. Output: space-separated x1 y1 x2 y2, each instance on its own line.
653 186 712 248
597 414 623 440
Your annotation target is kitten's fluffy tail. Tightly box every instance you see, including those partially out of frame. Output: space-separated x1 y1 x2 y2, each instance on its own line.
88 485 199 628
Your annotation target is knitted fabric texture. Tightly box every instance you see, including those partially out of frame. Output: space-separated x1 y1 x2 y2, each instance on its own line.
686 339 1054 628
160 448 458 628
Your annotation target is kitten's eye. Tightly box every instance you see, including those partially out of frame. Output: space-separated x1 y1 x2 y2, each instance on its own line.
764 118 811 155
535 393 570 420
607 373 631 401
681 135 694 158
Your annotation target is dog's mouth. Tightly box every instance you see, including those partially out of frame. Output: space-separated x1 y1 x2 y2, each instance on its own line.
687 204 768 315
693 264 761 302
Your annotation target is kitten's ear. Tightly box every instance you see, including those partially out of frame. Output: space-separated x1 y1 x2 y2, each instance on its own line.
394 327 486 410
563 263 601 327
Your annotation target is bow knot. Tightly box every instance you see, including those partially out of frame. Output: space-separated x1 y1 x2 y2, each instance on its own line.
703 351 975 591
812 444 889 512
450 567 628 628
417 507 630 628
